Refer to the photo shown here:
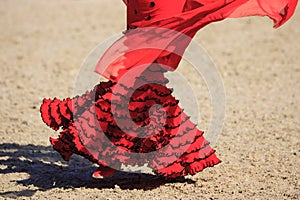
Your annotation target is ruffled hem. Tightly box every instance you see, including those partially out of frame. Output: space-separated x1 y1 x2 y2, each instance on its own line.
40 66 221 178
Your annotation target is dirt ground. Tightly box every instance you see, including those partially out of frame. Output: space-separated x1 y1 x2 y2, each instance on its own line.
0 0 299 199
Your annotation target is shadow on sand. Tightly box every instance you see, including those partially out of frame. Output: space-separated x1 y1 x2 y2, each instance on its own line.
0 143 195 198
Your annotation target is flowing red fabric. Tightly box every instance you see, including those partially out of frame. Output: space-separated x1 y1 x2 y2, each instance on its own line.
95 0 297 81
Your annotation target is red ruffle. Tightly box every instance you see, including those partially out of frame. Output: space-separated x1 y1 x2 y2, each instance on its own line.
40 65 221 178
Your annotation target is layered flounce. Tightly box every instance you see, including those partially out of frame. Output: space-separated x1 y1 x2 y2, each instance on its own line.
40 65 221 178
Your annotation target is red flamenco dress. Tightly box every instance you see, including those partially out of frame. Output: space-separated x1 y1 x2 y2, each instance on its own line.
40 0 297 179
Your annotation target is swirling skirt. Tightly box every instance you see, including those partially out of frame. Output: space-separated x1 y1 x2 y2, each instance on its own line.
40 64 221 178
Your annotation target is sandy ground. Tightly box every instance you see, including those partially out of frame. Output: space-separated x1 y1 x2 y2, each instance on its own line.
0 0 299 199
